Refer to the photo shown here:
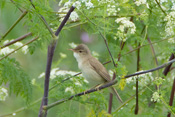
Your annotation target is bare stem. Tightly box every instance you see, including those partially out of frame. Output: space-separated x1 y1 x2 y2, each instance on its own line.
0 10 28 41
1 32 32 49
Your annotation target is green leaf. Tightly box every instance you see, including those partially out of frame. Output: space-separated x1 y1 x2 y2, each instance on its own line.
0 58 32 102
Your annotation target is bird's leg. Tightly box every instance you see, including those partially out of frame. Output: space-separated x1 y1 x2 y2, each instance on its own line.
95 83 105 92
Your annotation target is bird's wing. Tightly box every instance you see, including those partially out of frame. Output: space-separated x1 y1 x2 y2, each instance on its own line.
88 57 111 82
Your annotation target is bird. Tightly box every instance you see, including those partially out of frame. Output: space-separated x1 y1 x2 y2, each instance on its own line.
69 44 123 103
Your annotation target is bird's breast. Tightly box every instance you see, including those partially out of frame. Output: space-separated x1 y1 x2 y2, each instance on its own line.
79 61 105 86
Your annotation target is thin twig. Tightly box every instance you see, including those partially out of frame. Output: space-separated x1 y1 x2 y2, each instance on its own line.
155 0 167 15
124 58 175 79
0 36 39 61
1 32 32 49
0 11 28 41
28 0 55 38
43 79 118 110
44 59 175 110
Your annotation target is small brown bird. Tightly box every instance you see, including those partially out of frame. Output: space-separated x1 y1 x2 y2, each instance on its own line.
70 44 123 103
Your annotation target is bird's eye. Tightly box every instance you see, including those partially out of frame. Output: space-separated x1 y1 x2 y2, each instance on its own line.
79 50 82 53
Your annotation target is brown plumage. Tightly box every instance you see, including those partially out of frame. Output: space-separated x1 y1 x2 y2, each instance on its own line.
70 44 123 103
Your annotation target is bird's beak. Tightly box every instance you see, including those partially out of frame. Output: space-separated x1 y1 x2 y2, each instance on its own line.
68 49 75 52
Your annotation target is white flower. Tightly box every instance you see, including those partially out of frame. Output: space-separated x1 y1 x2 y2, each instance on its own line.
31 79 36 85
65 86 74 94
0 87 8 101
164 11 175 36
69 42 77 48
85 0 94 9
64 1 72 8
50 68 60 79
22 45 28 54
14 42 23 47
38 72 45 78
135 0 147 6
12 113 16 116
60 52 67 58
0 47 14 55
73 1 81 9
3 40 9 45
75 81 82 86
151 92 160 102
70 11 79 21
107 5 117 16
168 38 175 43
108 70 113 78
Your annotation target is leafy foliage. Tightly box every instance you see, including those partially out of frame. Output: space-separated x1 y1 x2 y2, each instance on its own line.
0 58 32 102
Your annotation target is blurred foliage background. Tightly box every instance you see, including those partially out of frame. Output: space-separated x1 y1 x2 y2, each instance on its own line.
0 0 175 117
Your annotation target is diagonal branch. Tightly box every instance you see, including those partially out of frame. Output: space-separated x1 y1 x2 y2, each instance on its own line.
43 58 175 111
124 59 175 79
43 79 118 110
0 36 39 61
1 32 32 49
0 10 28 41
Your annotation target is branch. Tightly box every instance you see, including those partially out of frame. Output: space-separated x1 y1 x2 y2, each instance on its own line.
1 32 32 49
0 10 28 41
124 58 175 79
28 0 55 38
38 6 75 117
135 42 140 115
155 0 167 15
167 78 175 117
0 36 39 61
43 79 118 110
79 11 116 67
163 53 175 76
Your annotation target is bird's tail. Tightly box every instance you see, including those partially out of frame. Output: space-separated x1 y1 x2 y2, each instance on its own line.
109 87 123 103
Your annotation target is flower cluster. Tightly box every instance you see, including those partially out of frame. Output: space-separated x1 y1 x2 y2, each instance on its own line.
0 87 8 101
151 92 160 102
38 68 78 79
58 0 94 22
164 3 175 38
115 17 136 41
0 40 28 55
135 0 147 6
126 71 153 89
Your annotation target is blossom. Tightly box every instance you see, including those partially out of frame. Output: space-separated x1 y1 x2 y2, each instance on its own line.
65 86 74 94
85 0 94 9
31 79 36 85
135 0 147 6
151 92 160 102
60 52 67 58
73 1 81 9
69 42 77 48
115 17 136 34
12 113 16 116
0 87 8 101
70 11 79 21
75 81 82 86
22 45 28 54
14 42 23 47
0 47 14 55
38 72 45 78
107 5 117 16
164 11 175 36
3 40 9 45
